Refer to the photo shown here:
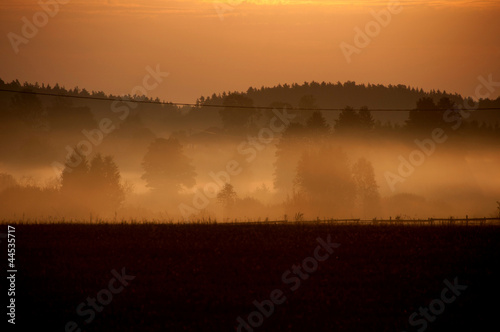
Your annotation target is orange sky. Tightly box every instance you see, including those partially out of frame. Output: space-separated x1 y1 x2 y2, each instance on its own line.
1 0 499 103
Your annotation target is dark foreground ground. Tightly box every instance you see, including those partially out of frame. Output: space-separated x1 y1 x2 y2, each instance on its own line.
3 223 500 331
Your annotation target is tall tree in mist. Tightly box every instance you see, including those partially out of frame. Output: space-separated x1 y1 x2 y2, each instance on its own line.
217 183 237 220
217 183 237 206
437 97 463 133
358 106 375 131
274 111 332 196
406 97 457 131
88 154 125 211
293 146 356 217
141 137 196 194
334 106 374 134
406 97 437 130
334 106 358 133
61 150 91 197
61 150 125 215
352 158 380 218
273 122 307 194
306 111 330 138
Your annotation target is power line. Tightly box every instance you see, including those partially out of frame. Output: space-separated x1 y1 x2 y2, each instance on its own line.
1 88 499 112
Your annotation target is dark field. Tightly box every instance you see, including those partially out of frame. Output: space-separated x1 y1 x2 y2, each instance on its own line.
5 223 500 331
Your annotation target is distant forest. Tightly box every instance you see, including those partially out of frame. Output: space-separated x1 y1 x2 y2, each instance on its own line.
1 77 499 166
0 78 499 220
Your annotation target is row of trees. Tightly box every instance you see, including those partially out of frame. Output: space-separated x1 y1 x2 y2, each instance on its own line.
271 110 381 218
209 151 380 220
137 110 382 219
1 83 498 171
41 117 381 219
209 90 500 139
2 78 498 138
0 81 497 219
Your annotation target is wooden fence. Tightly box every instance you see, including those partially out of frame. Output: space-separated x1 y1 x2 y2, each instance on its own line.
234 217 500 226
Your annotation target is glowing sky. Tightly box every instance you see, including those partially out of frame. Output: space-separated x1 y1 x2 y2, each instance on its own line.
1 0 499 102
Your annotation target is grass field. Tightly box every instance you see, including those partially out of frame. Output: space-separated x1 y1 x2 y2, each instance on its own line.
5 223 500 331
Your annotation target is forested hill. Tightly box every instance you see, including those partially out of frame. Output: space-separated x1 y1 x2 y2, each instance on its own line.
2 78 499 127
198 81 466 110
0 78 466 110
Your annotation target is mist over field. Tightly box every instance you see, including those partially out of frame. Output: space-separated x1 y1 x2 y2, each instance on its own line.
1 0 499 223
1 80 499 221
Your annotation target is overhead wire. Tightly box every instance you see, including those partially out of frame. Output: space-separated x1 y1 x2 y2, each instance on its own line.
1 88 499 112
